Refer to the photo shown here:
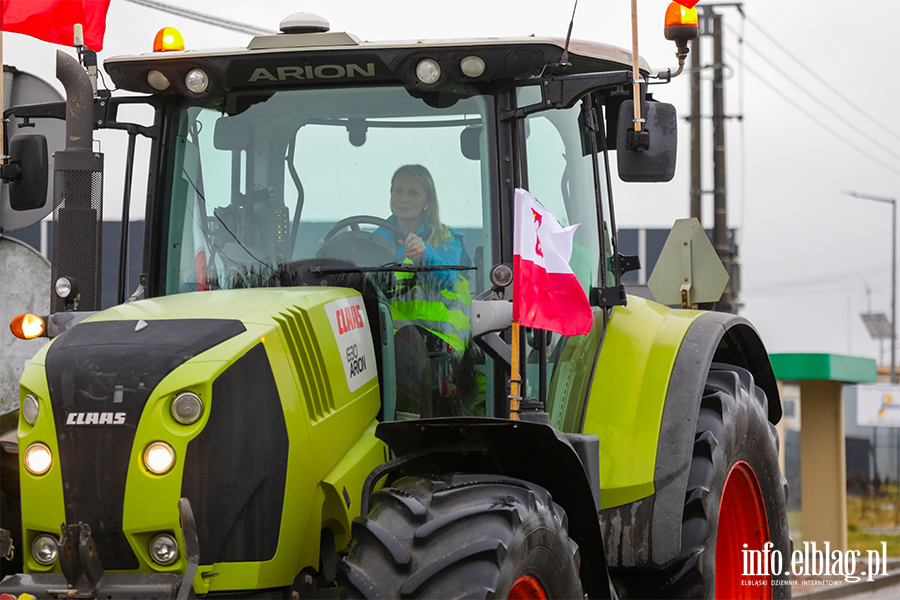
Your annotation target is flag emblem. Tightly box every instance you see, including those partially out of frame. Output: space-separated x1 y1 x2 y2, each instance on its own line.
513 189 593 336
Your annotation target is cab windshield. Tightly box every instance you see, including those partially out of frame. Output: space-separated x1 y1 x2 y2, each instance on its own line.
163 84 494 420
165 85 491 294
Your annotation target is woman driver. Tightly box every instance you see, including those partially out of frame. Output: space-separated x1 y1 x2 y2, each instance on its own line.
376 164 466 289
376 165 479 418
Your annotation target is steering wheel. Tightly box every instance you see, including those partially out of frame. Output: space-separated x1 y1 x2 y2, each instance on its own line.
323 215 407 242
317 215 407 270
318 215 421 298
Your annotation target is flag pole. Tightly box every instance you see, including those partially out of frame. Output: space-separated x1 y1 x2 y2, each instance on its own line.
510 321 521 420
630 0 643 133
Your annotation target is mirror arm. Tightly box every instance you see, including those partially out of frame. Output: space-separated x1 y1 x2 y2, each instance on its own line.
97 96 162 139
4 101 67 123
471 292 513 368
591 285 627 308
500 70 633 122
617 253 641 278
4 96 161 139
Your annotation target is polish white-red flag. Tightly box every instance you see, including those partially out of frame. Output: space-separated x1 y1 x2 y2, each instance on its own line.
513 189 593 336
0 0 112 51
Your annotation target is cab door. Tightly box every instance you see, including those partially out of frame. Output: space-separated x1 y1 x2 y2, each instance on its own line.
517 89 616 432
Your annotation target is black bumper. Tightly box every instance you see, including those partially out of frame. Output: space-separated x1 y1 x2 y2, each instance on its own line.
0 572 182 599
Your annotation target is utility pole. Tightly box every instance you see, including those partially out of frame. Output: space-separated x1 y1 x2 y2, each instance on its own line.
712 13 732 313
845 191 897 384
690 35 701 222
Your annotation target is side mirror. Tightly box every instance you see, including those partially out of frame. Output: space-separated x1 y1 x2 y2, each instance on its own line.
1 133 49 211
616 100 677 182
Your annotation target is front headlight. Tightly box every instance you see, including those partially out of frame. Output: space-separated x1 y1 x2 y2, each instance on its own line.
22 394 40 425
171 392 203 425
24 443 52 475
149 533 179 566
143 442 176 475
32 534 58 565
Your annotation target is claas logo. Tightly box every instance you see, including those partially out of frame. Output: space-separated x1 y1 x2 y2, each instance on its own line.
336 304 365 335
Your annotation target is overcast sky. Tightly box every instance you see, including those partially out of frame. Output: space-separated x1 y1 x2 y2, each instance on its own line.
3 0 899 363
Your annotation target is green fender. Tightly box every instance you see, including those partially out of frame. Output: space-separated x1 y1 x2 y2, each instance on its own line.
584 297 701 509
585 297 781 569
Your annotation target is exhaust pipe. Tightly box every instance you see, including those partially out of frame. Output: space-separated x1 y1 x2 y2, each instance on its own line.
56 50 94 151
51 50 103 313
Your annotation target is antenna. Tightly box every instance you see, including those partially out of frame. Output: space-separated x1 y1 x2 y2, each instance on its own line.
559 0 579 68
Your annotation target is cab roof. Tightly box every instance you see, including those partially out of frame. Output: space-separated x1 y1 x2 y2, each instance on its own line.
104 32 650 97
106 33 650 71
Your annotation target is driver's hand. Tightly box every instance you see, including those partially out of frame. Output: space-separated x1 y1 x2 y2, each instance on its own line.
403 233 426 260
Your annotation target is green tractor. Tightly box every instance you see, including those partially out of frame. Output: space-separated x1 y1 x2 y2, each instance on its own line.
0 9 788 599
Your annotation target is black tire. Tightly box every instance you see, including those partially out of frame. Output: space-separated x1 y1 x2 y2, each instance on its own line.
337 474 583 599
659 363 791 599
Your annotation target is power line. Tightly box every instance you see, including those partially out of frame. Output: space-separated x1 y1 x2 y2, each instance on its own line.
746 279 893 298
120 0 277 37
744 265 892 296
723 22 900 161
742 14 900 144
745 285 889 299
727 49 900 177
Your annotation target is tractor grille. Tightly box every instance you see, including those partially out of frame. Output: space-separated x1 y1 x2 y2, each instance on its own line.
273 307 334 421
45 319 246 570
181 344 289 564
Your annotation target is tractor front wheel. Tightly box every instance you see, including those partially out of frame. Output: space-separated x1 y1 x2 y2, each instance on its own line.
337 474 583 599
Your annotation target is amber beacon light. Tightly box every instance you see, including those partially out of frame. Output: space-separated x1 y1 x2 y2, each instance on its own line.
10 313 46 340
153 27 185 52
665 2 700 47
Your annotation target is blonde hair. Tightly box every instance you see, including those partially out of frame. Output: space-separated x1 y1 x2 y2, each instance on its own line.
391 164 451 249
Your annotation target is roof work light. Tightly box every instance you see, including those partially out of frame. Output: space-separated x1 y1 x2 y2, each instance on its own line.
153 27 185 52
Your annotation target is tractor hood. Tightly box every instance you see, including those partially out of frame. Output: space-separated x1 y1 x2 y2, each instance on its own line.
78 286 364 327
17 286 381 583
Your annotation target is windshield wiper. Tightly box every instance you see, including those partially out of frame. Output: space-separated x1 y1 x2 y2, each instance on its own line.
307 263 476 275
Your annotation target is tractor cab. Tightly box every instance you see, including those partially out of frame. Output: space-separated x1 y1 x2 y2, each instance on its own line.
97 17 674 425
154 75 611 423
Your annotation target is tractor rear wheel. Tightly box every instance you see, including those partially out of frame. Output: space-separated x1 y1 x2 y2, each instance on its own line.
337 474 583 599
662 363 791 599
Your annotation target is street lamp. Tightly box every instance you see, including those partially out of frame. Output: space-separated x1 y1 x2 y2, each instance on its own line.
845 191 897 383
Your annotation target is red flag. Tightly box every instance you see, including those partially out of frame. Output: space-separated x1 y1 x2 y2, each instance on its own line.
0 0 111 51
672 0 699 8
513 189 593 337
